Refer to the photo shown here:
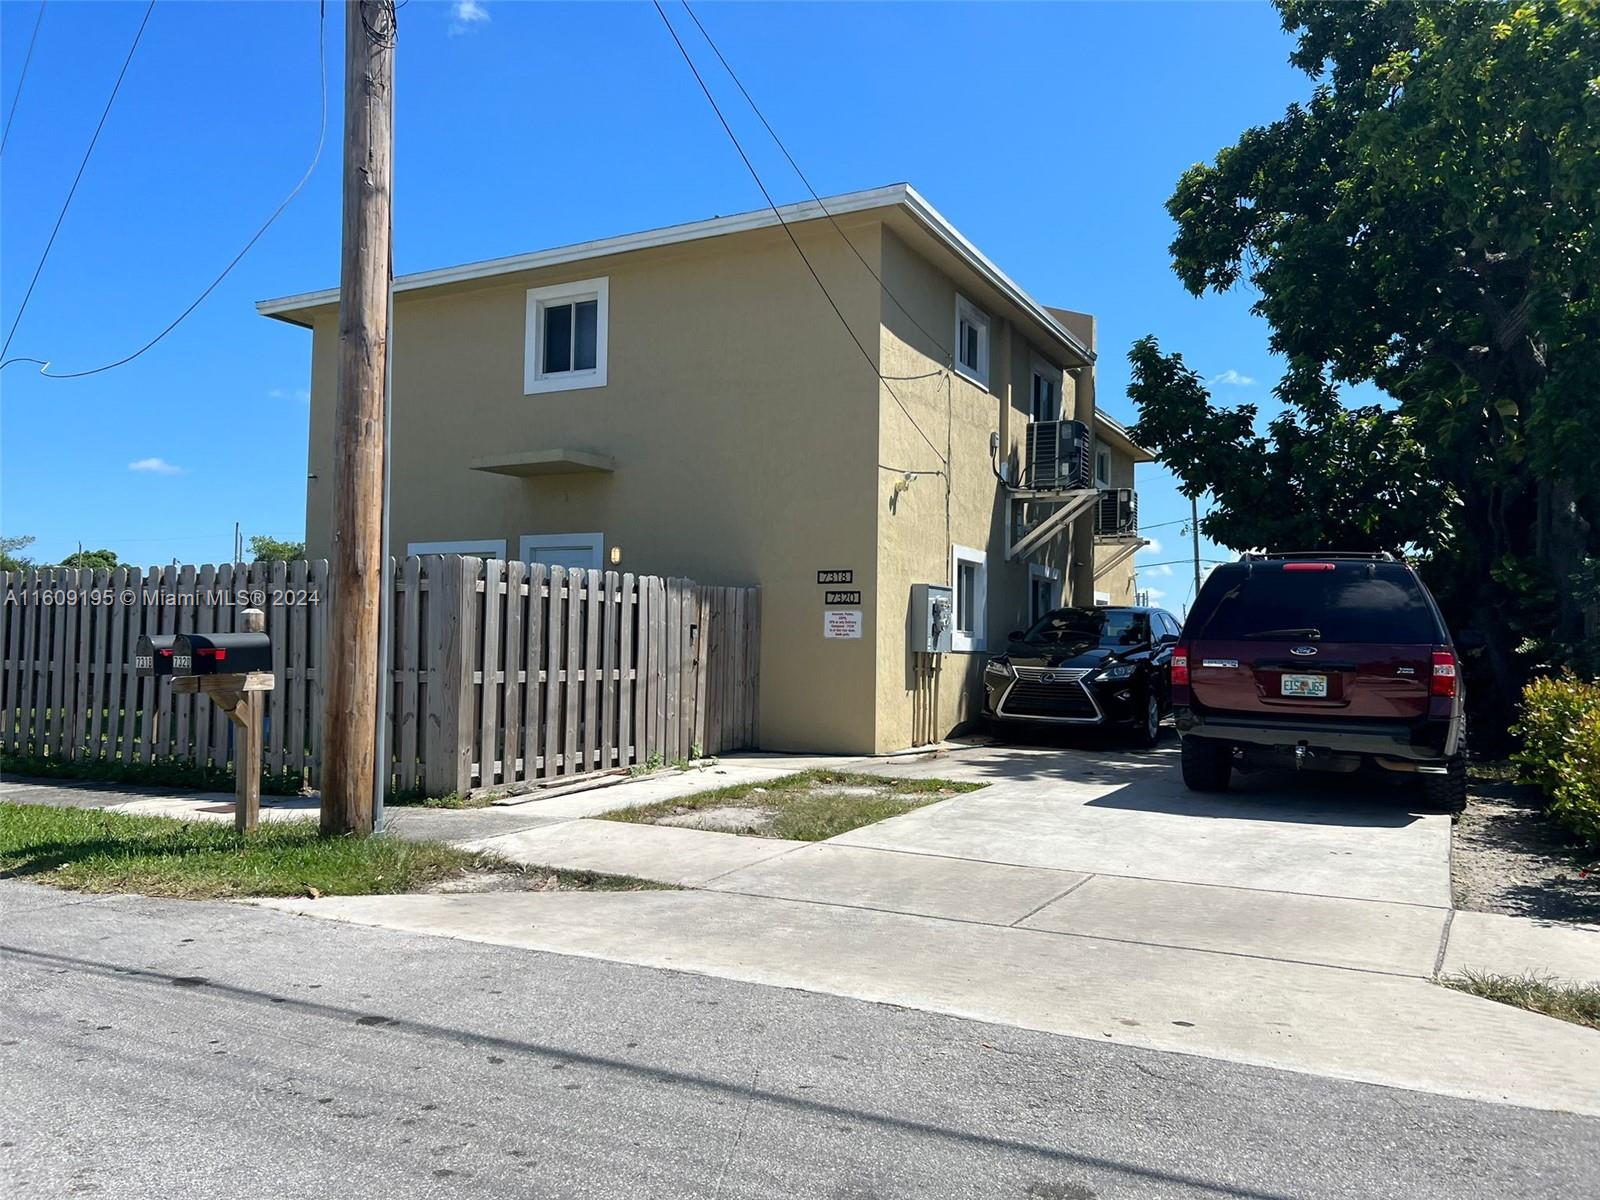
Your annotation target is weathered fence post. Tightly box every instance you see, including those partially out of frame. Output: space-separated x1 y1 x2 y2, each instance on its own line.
424 555 475 797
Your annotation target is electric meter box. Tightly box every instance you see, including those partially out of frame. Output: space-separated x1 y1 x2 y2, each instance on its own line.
910 583 954 654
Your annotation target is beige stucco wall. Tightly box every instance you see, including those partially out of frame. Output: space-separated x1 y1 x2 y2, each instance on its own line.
300 220 885 754
291 211 1101 755
1091 440 1141 604
871 230 1085 751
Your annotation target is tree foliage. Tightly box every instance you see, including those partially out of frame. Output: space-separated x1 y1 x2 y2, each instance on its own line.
58 548 125 571
0 535 36 573
1128 338 1446 553
248 534 305 563
1134 0 1599 722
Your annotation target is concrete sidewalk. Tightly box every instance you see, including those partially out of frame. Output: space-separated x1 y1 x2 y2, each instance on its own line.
11 743 1600 1115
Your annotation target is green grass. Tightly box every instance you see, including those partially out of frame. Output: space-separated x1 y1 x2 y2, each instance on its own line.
2 749 304 796
599 769 983 842
0 801 478 899
1441 971 1600 1030
385 789 494 810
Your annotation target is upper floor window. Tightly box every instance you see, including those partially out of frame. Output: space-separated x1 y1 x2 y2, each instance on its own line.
1030 358 1059 422
1095 447 1111 487
525 276 609 394
954 295 990 386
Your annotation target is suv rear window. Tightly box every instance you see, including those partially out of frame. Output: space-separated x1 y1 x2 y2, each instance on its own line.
1187 563 1442 644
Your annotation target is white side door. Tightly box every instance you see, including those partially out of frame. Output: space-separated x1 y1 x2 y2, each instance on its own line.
519 532 603 571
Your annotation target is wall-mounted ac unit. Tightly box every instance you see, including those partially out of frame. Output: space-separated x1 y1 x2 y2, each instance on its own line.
1024 419 1090 490
1095 488 1137 536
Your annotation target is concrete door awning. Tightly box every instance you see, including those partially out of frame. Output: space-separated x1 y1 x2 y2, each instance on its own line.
470 448 615 477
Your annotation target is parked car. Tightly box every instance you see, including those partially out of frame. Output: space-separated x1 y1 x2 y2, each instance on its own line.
983 605 1182 747
1171 552 1475 810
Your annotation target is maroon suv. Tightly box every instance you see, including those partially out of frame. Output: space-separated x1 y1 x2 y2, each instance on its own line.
1172 552 1470 810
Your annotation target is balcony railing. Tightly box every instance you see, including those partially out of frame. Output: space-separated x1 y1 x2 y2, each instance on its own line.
1094 488 1138 537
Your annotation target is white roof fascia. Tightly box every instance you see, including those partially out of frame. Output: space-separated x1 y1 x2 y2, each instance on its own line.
256 182 1096 364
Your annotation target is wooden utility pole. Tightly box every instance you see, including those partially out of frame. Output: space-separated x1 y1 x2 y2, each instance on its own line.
1190 496 1202 613
322 0 396 836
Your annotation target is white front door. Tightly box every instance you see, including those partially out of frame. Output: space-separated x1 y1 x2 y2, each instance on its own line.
519 532 603 570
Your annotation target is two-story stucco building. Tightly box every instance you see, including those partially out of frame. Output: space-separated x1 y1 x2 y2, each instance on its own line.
259 184 1151 755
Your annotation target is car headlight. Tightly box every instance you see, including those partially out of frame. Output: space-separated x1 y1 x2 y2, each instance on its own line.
984 659 1015 678
1097 663 1135 680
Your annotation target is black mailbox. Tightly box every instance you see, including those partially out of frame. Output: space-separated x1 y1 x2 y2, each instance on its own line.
134 634 178 677
170 632 273 676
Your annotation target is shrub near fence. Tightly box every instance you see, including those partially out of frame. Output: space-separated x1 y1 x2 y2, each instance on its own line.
1 556 760 798
1512 673 1600 847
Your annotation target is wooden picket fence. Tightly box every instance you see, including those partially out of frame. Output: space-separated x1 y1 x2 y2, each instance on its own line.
0 561 330 783
0 556 760 796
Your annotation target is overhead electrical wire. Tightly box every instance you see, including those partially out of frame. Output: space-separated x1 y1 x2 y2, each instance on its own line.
2 1 329 379
649 0 949 468
0 0 155 364
0 0 47 157
678 0 952 365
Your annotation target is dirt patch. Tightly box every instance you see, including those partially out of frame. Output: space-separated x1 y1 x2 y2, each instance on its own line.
1451 767 1600 924
428 864 674 895
600 770 984 842
656 805 780 833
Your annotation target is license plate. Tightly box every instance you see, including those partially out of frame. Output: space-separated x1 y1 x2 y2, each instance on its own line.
1281 673 1328 698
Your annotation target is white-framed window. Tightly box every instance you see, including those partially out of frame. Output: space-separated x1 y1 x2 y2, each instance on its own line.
951 544 988 652
407 538 507 559
954 295 990 386
1030 357 1060 422
518 532 603 571
1028 562 1061 625
524 276 609 394
1095 447 1111 488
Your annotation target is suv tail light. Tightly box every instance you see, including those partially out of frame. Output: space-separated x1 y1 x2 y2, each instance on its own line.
1431 649 1458 698
1171 646 1190 687
1282 562 1336 571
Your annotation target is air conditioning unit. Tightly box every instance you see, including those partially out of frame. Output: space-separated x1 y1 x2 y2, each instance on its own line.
1024 419 1090 490
1095 488 1137 536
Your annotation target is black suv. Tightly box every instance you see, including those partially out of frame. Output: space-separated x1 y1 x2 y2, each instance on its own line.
983 605 1182 746
1172 553 1473 809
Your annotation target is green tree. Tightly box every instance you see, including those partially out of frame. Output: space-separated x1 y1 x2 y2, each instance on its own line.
1128 338 1446 554
0 535 36 573
58 548 124 571
248 534 305 563
1147 0 1599 722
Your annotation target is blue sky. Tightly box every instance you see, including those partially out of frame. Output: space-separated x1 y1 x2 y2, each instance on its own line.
1 0 1313 612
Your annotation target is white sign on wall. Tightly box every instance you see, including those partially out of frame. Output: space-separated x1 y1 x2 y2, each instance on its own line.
823 609 863 639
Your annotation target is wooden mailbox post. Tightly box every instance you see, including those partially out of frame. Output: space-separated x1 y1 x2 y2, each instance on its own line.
171 608 276 834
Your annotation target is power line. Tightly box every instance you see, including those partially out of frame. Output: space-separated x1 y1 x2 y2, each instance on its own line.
0 0 155 362
649 0 948 467
0 0 47 156
3 2 329 379
1136 556 1230 569
677 0 952 365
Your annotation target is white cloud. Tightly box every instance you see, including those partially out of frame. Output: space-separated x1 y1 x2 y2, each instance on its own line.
269 387 310 404
1142 588 1168 603
1137 537 1163 557
129 457 183 475
1210 369 1255 386
450 0 489 34
1143 563 1174 578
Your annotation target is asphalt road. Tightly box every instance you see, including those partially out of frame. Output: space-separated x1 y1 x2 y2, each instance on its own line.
2 879 1595 1200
